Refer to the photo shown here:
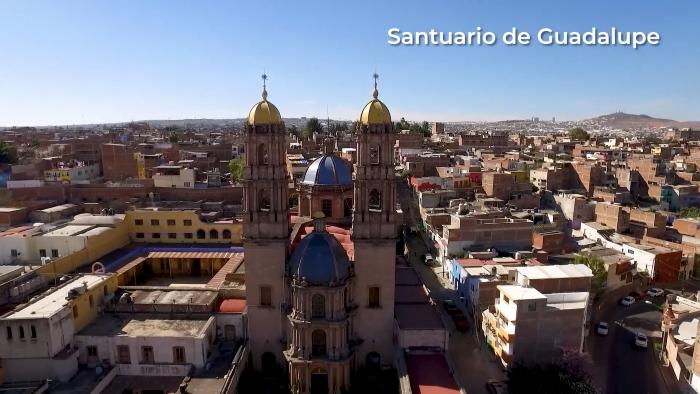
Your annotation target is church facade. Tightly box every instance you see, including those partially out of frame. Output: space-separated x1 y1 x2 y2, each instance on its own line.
242 76 399 393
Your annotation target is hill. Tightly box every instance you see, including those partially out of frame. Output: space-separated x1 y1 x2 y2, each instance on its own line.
591 112 700 129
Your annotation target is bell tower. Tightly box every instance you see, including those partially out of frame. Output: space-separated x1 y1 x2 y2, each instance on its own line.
351 74 398 365
243 74 290 371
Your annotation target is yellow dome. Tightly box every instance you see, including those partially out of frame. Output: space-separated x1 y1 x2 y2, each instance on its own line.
248 100 281 125
360 99 391 125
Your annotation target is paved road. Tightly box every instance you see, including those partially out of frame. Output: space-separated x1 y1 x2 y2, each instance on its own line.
588 295 678 394
397 179 506 394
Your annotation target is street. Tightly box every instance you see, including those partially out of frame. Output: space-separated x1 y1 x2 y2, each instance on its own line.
398 179 507 393
588 294 679 394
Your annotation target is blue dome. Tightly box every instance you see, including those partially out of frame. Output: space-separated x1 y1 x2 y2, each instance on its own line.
289 230 350 285
301 154 352 187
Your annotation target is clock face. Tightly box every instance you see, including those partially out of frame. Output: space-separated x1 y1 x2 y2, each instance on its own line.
369 146 380 164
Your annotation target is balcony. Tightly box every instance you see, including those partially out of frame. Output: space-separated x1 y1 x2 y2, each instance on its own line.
495 300 517 322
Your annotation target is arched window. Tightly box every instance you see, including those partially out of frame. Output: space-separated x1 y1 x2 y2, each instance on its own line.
257 143 269 165
196 229 206 239
19 326 24 339
369 189 382 211
311 329 327 357
344 198 353 217
321 199 332 218
222 229 231 239
259 189 271 211
311 294 325 319
209 229 219 239
30 325 36 339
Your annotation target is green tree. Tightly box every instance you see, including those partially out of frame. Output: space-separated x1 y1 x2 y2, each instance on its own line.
287 125 301 140
680 207 700 218
228 158 244 184
574 253 607 294
0 141 18 165
304 118 323 140
568 127 590 141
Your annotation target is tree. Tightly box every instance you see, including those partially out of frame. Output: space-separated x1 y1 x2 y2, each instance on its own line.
304 118 323 140
507 363 597 394
568 127 590 141
228 158 244 184
574 253 607 294
680 207 700 218
287 125 301 140
0 141 18 165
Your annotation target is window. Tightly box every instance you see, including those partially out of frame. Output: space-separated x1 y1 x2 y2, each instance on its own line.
87 345 98 357
184 219 192 226
260 286 272 306
89 295 94 307
368 189 382 211
196 229 206 239
150 219 159 226
312 294 326 319
259 189 270 211
19 326 24 339
136 233 145 239
173 346 186 363
369 145 380 165
152 233 161 239
184 233 193 239
368 287 380 308
503 295 510 304
209 229 219 239
141 346 154 364
39 249 47 258
321 199 332 218
11 249 18 257
168 233 177 239
135 219 144 226
6 326 11 340
183 182 191 188
528 302 537 312
117 345 131 364
311 329 327 357
167 219 176 226
72 305 79 319
51 249 59 258
257 143 269 165
222 229 231 239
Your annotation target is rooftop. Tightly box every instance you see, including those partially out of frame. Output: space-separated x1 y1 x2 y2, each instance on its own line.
394 303 443 330
78 315 212 337
5 274 109 320
515 264 593 280
498 285 547 301
405 354 460 394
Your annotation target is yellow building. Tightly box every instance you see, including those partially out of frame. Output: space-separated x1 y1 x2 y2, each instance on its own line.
125 209 242 244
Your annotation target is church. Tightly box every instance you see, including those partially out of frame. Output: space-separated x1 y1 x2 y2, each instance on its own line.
242 76 400 393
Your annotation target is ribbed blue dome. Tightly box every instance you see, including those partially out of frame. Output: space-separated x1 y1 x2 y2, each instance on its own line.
301 154 352 187
289 230 350 285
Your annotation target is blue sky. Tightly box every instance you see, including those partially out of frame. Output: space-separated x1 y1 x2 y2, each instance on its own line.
1 0 698 126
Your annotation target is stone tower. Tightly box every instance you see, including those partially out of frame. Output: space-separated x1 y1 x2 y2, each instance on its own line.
351 74 398 366
243 76 290 371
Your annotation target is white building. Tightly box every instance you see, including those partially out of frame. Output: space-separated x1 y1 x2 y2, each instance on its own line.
152 165 196 188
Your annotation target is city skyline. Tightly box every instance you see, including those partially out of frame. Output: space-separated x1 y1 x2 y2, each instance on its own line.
1 0 698 126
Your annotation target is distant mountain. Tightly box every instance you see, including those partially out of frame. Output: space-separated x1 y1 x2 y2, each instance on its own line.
590 112 700 129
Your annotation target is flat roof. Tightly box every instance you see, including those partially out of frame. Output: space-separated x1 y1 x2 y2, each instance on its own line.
406 354 460 394
545 292 589 310
395 285 430 304
0 207 24 213
516 264 593 280
498 285 547 301
395 304 443 330
38 204 77 213
43 224 94 237
78 315 211 337
5 275 109 320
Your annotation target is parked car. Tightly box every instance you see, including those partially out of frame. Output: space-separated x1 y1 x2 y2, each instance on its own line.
628 291 644 300
442 299 459 315
620 296 635 306
646 288 664 297
453 314 470 332
423 254 434 266
486 379 509 394
596 322 609 336
635 332 648 349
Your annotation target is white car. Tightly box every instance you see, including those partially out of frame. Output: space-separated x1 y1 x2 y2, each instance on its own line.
646 288 664 297
423 254 434 266
635 332 648 348
620 296 635 306
596 322 609 336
